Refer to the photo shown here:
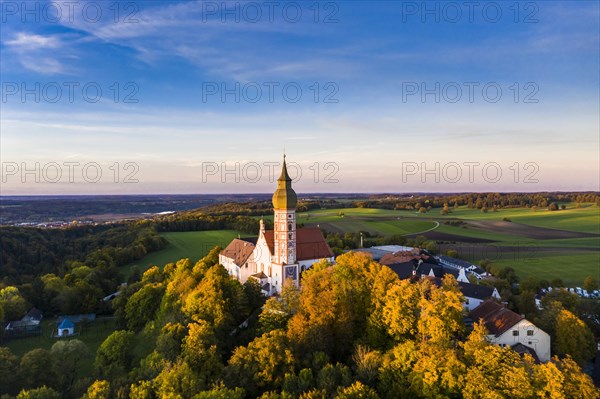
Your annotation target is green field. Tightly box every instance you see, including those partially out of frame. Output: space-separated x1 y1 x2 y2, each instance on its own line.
3 317 116 377
297 205 599 286
126 206 598 286
124 230 245 274
297 208 437 236
437 205 600 234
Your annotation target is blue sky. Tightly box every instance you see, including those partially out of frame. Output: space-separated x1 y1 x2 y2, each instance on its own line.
1 0 598 194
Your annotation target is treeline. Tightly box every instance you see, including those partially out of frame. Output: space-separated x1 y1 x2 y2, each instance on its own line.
0 223 167 318
352 192 600 211
0 223 166 286
4 251 596 399
151 213 268 234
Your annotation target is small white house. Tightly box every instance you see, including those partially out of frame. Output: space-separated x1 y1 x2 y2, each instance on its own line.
469 300 551 362
56 318 75 337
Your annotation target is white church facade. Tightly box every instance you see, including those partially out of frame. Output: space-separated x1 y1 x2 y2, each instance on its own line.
219 157 335 295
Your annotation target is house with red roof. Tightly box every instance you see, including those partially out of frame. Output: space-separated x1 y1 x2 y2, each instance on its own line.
469 299 551 362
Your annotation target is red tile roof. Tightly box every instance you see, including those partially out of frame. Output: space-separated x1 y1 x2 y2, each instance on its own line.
468 299 524 337
264 227 334 261
380 251 430 265
220 238 255 265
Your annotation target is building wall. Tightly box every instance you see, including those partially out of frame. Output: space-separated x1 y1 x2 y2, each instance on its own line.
489 319 551 362
219 254 241 281
464 296 484 311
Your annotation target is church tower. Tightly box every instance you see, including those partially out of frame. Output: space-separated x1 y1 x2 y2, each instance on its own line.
272 155 297 265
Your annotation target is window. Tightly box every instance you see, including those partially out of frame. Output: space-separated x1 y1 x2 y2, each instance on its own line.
527 330 534 336
513 330 519 337
288 214 292 218
288 223 292 230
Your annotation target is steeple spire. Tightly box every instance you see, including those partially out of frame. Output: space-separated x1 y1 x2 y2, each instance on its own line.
272 155 297 209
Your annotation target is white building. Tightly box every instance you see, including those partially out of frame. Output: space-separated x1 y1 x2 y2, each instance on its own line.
469 299 551 362
219 156 335 295
459 282 502 311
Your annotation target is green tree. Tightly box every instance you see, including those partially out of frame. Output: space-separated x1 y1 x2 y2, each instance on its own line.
518 290 538 320
555 310 596 366
0 347 19 395
226 330 295 396
0 286 28 321
16 387 61 399
94 330 135 379
583 276 599 292
50 339 89 395
125 282 165 331
192 383 245 399
156 322 187 361
19 349 57 390
154 360 203 399
182 320 223 387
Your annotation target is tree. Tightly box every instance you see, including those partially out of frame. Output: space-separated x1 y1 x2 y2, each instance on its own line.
335 381 380 399
417 276 464 346
182 320 223 387
518 290 538 320
555 310 596 366
382 280 419 341
125 283 165 331
16 387 61 399
50 339 89 395
446 249 459 258
548 202 558 211
226 330 295 396
555 357 600 399
583 276 599 292
156 322 187 361
352 345 382 386
83 380 110 399
0 347 19 395
258 281 300 335
94 330 135 379
0 286 27 321
154 360 203 398
19 348 57 390
192 383 245 399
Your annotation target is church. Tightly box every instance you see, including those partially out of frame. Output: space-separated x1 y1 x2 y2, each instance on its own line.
219 156 335 295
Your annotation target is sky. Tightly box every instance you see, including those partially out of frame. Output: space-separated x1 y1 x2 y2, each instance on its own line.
1 0 599 194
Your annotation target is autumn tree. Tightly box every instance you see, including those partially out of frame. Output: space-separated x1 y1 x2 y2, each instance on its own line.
226 330 295 396
381 280 419 342
83 380 110 399
417 275 464 346
555 309 596 366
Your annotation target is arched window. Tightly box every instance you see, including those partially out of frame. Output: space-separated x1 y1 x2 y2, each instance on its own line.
268 265 272 277
289 233 293 240
288 223 292 230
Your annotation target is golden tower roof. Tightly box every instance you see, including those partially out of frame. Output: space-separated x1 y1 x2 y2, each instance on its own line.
272 155 297 209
